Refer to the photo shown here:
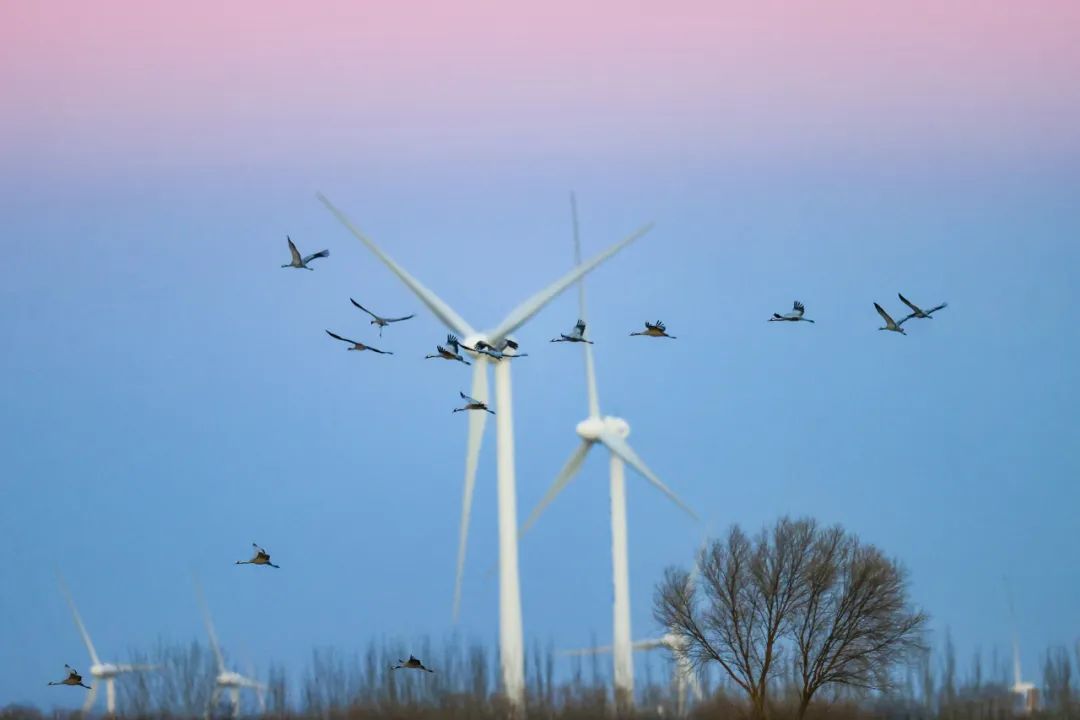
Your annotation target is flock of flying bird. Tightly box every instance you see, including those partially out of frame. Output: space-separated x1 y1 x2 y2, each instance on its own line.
290 233 693 415
305 233 946 410
46 233 947 706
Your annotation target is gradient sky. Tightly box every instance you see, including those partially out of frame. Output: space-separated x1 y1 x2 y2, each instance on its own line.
2 0 1079 711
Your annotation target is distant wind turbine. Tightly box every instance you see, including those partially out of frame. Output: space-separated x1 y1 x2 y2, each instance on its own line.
317 191 653 711
56 573 157 716
1005 577 1038 715
521 193 696 712
194 576 266 719
558 530 711 717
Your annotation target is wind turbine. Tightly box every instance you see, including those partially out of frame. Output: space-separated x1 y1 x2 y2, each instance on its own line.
56 573 157 717
562 635 702 717
193 577 266 719
1005 576 1037 715
317 192 653 710
520 193 696 712
557 528 711 717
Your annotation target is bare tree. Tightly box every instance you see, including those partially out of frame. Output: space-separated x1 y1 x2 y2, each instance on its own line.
789 528 927 718
655 517 926 720
654 518 817 720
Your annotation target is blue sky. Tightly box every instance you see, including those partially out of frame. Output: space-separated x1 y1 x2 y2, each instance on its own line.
2 157 1078 710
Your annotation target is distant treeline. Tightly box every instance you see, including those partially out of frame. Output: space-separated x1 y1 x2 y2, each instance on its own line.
7 633 1079 719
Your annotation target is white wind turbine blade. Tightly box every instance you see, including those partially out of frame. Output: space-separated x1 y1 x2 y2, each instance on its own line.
487 222 655 345
56 573 101 666
598 431 698 521
570 193 600 419
193 576 226 674
519 440 593 537
631 638 668 651
560 644 614 656
317 193 477 338
452 359 490 622
82 684 99 714
115 663 158 672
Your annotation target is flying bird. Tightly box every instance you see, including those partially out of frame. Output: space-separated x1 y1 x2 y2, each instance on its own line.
467 338 529 361
898 293 947 322
349 299 415 336
874 302 908 335
551 319 593 344
769 301 815 323
453 391 495 415
48 665 91 689
281 236 329 270
425 334 471 365
325 330 392 354
236 543 280 569
392 655 434 672
630 320 677 338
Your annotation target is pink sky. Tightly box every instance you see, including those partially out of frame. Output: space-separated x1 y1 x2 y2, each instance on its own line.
3 1 1079 169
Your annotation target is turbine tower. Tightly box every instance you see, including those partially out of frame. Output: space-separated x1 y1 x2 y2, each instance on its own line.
520 193 696 712
56 573 157 717
317 193 653 711
194 578 266 719
1005 577 1037 715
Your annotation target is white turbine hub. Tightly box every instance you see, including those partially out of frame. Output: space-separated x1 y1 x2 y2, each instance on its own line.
575 417 605 440
575 416 630 441
217 671 244 687
91 663 119 678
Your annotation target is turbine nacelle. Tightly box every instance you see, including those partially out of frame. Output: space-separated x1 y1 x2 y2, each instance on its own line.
661 632 686 650
216 671 246 687
90 663 120 679
576 416 630 442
